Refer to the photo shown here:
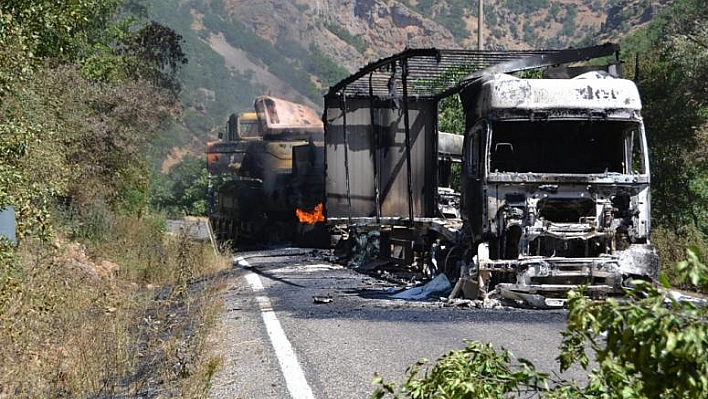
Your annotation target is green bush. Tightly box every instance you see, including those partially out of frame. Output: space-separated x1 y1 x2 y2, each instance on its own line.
306 44 350 89
503 0 551 14
560 4 577 38
150 154 209 218
372 341 549 398
373 248 708 398
409 0 468 40
652 225 707 292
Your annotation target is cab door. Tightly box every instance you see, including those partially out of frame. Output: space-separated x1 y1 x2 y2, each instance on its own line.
462 121 487 241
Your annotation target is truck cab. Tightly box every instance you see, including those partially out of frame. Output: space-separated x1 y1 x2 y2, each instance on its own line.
207 112 262 176
460 72 660 306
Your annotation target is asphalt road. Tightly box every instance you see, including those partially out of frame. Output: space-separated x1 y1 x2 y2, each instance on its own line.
206 247 589 399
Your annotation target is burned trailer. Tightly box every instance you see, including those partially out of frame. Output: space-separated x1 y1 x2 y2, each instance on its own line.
458 72 660 306
324 44 658 306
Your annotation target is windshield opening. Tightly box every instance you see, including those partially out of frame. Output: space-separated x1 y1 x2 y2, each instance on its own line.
239 119 261 139
489 120 644 174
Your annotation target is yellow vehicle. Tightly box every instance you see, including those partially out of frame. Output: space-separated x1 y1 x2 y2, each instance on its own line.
208 96 326 246
206 111 260 176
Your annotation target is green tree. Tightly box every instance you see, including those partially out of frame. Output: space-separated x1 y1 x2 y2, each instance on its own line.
150 155 209 217
438 95 464 135
0 0 121 62
620 0 708 270
637 1 707 231
0 0 186 245
121 21 188 97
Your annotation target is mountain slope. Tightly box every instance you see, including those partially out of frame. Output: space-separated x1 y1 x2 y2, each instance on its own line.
148 0 673 156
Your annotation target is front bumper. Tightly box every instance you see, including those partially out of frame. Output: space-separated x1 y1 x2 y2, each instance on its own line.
472 244 660 308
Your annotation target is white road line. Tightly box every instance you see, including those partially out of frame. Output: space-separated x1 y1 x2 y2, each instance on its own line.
240 258 316 399
244 272 264 292
257 296 316 399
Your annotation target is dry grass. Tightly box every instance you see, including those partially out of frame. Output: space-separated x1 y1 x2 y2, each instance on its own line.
0 215 231 398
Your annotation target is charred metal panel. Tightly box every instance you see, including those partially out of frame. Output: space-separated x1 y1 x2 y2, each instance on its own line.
437 132 463 162
378 100 437 217
207 141 250 175
324 97 437 220
325 98 377 219
292 143 325 210
254 96 324 140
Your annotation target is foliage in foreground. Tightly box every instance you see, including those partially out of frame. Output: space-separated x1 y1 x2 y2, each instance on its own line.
372 340 551 399
372 248 708 399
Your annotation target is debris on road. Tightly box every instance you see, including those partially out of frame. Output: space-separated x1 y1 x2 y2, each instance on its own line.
665 289 708 306
391 274 451 300
313 296 334 304
442 297 504 309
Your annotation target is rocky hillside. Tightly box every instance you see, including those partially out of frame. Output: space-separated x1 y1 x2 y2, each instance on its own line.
148 0 673 155
215 0 672 71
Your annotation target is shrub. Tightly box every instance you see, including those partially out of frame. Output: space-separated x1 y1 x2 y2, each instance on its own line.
325 22 368 53
372 341 550 398
373 248 708 398
652 224 707 292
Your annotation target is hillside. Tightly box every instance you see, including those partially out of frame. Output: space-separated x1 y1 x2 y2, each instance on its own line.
148 0 674 158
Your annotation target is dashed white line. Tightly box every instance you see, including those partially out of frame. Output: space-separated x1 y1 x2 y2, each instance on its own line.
239 257 316 399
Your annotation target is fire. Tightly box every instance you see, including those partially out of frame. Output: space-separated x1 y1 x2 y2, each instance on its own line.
296 203 325 224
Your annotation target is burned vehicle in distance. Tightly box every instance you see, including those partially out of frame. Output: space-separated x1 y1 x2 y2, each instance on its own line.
208 96 326 246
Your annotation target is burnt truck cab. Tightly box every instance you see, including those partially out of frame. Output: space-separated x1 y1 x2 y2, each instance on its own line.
459 72 660 306
206 111 261 177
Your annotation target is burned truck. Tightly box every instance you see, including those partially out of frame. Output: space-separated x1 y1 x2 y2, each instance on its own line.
208 96 325 246
324 44 659 306
457 72 659 306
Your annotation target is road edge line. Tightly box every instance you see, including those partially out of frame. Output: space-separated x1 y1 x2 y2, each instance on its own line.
240 258 316 399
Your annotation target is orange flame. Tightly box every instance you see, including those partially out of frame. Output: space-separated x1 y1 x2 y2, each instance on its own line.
296 203 325 224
